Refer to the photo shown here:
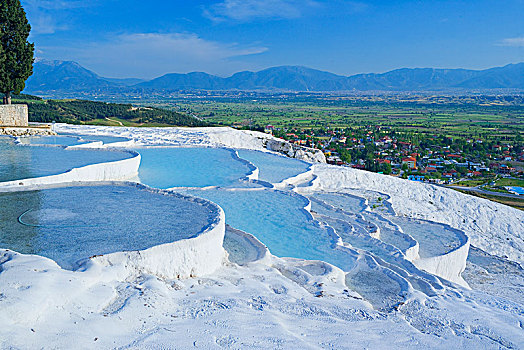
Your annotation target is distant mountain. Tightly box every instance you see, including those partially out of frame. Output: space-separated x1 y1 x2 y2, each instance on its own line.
346 64 524 90
454 63 524 89
102 77 146 86
136 63 524 91
26 59 118 93
346 68 481 90
25 59 144 93
24 60 524 94
136 66 351 91
227 66 351 91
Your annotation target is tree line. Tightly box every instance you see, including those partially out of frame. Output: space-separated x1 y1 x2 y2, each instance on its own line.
13 96 210 127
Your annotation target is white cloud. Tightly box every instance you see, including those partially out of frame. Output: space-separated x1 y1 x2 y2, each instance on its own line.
41 32 268 78
22 0 97 34
203 0 368 22
27 14 65 34
113 33 267 60
498 37 524 47
203 0 319 22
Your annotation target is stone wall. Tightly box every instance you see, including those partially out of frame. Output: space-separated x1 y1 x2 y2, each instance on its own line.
0 105 28 126
0 127 56 136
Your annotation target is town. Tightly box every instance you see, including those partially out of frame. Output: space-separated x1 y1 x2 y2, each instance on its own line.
269 124 523 187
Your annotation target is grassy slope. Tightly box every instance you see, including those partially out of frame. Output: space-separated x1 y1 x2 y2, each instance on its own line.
495 178 524 187
12 94 209 127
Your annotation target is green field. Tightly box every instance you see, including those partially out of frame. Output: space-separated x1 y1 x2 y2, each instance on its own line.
144 95 524 144
453 179 490 187
15 94 523 143
495 178 524 187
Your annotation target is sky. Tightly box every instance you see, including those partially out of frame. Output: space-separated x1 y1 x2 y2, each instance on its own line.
21 0 524 79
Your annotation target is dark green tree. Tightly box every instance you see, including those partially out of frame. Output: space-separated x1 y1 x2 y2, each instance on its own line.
0 0 34 104
379 162 392 175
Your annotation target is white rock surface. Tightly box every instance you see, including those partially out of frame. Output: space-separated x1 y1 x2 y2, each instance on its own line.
1 125 523 349
0 151 140 190
88 203 226 280
55 124 327 163
309 164 524 266
413 238 470 288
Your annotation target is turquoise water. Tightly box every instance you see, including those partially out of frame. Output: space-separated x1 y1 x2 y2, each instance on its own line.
22 135 84 147
237 149 310 183
136 147 253 188
183 188 356 271
0 138 468 276
0 185 215 269
72 134 130 145
506 186 524 195
388 216 464 258
22 134 130 146
0 137 133 183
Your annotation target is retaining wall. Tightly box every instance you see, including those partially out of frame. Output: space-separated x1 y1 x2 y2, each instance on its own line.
0 105 28 127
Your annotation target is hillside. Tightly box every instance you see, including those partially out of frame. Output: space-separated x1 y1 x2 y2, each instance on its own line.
139 64 524 91
26 59 119 93
137 66 351 91
23 60 524 95
12 94 208 127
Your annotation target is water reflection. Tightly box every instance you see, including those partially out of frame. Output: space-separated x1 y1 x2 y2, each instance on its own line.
0 137 34 181
0 189 42 254
0 136 132 183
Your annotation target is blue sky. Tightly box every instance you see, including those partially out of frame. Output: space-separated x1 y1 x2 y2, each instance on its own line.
22 0 524 79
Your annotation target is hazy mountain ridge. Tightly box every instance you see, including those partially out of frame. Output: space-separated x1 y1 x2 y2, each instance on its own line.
24 59 524 94
103 77 146 86
27 60 117 92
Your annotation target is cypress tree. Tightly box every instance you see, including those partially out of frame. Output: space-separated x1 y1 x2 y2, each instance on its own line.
0 0 34 105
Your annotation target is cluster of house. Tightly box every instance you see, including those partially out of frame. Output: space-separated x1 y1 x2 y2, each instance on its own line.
266 125 523 182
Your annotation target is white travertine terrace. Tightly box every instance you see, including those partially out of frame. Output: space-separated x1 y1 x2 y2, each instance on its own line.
1 125 523 349
87 196 226 280
308 163 524 266
0 150 141 189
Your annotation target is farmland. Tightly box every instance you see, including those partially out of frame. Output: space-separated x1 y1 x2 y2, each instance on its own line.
156 93 524 144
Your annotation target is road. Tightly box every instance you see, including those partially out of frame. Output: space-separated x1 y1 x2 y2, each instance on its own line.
105 117 124 126
447 185 523 199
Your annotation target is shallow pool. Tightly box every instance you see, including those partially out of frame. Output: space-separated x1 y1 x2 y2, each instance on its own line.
20 135 85 147
310 192 367 214
136 147 253 188
506 186 524 195
387 216 464 258
20 134 131 147
71 134 130 145
0 137 133 183
183 188 356 271
308 192 417 254
0 185 216 269
237 149 310 183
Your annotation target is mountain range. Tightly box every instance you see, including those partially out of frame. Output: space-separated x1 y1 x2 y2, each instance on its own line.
24 59 524 95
